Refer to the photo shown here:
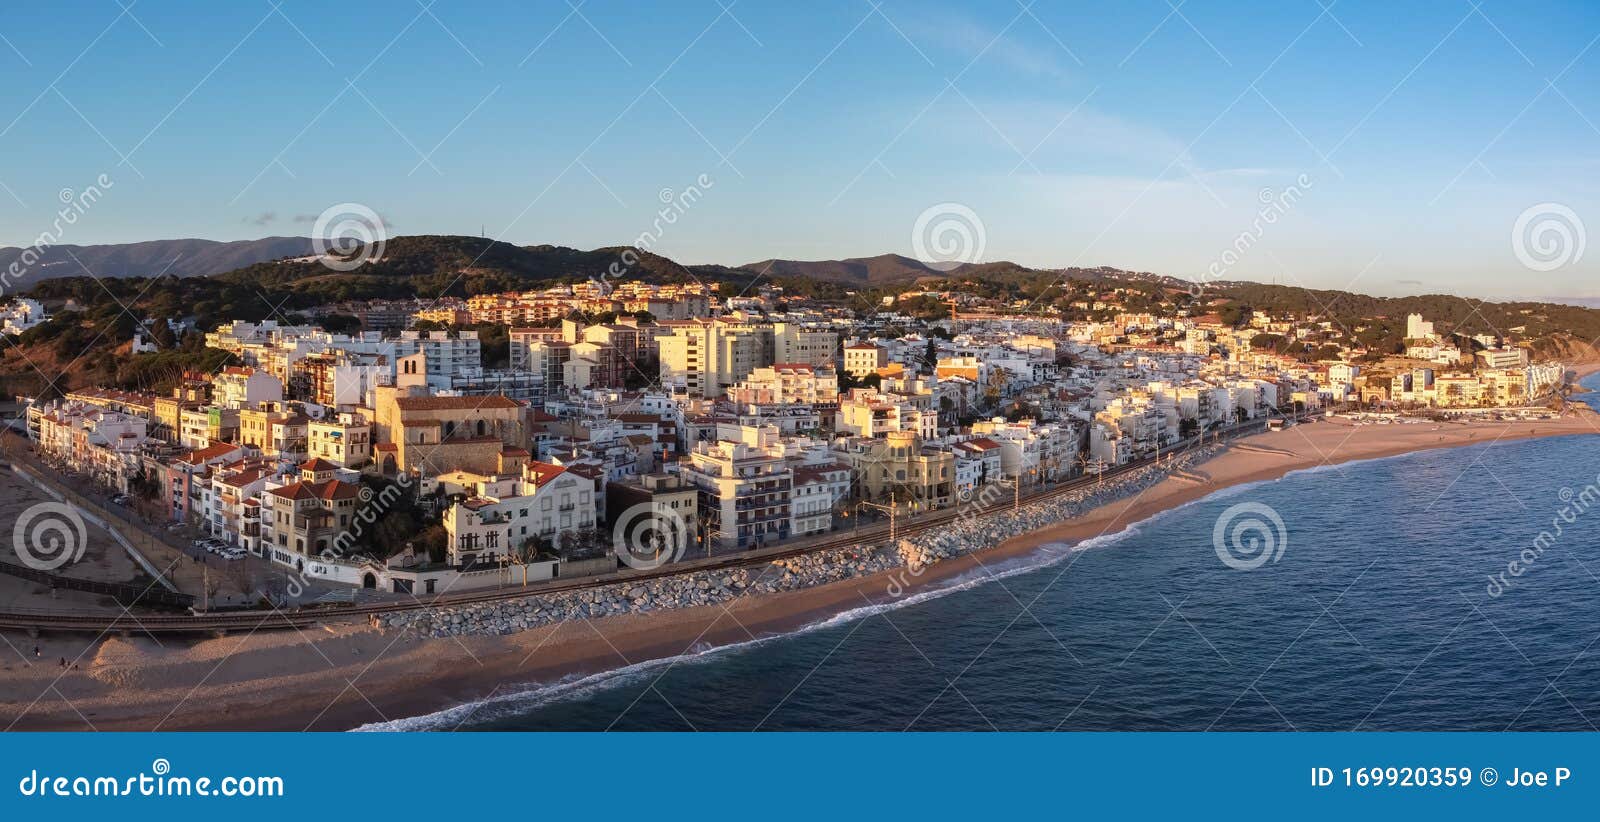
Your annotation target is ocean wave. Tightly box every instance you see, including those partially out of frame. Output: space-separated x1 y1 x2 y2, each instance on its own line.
357 448 1473 732
358 515 1176 731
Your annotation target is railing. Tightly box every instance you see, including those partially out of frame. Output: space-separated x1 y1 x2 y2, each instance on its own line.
0 558 193 610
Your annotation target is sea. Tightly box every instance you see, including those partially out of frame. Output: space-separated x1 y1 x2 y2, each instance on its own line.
368 377 1600 732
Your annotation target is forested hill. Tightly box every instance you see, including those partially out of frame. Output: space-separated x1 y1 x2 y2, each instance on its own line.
7 234 1600 399
1219 282 1600 359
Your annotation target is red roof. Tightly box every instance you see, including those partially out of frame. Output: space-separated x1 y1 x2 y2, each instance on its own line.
523 461 567 488
185 441 241 464
393 395 523 411
266 478 363 502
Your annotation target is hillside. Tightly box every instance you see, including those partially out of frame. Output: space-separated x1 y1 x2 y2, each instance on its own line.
0 237 314 289
1218 282 1600 360
8 233 1600 399
736 254 945 286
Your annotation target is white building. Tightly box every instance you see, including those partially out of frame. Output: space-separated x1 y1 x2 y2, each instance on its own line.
0 298 49 335
213 366 285 410
442 460 599 567
680 426 793 550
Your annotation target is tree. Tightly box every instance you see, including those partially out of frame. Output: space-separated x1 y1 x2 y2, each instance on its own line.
414 525 447 564
317 313 362 335
148 319 178 350
558 527 610 560
1250 333 1286 351
472 322 510 368
837 371 881 393
515 536 544 564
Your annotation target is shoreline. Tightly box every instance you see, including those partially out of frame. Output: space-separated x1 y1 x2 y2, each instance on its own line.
4 408 1598 731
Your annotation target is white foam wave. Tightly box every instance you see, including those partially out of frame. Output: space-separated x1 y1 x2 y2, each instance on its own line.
357 452 1447 732
357 520 1174 731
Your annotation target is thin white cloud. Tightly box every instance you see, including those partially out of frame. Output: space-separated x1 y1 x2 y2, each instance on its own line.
904 11 1071 82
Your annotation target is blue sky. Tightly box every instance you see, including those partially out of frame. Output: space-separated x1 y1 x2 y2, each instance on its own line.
0 0 1596 298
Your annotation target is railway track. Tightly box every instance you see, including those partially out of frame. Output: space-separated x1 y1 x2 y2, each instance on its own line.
3 420 1273 635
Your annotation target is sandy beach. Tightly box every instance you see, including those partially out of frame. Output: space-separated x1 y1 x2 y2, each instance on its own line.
3 407 1597 731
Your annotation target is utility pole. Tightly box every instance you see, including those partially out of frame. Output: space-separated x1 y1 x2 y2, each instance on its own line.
857 498 898 542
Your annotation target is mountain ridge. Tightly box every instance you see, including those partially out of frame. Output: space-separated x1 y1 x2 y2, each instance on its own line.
0 237 315 287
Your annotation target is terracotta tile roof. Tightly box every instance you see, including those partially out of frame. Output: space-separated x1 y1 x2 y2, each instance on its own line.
393 395 523 411
185 441 241 464
219 468 265 488
564 464 603 480
523 460 568 487
266 478 363 502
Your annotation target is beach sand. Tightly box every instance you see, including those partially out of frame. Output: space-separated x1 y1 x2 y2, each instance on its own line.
3 408 1597 731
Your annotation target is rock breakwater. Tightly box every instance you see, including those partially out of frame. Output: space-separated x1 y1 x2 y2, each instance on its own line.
377 447 1220 638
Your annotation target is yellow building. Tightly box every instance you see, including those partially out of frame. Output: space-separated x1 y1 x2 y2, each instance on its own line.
372 389 526 475
839 430 954 513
